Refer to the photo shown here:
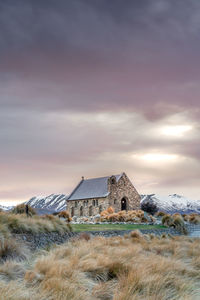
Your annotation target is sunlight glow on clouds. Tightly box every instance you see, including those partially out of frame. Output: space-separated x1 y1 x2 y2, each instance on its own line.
161 125 193 137
133 153 179 163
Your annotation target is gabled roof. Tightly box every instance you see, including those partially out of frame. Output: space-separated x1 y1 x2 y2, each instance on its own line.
67 173 123 201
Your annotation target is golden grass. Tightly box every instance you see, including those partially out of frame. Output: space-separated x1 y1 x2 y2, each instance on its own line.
0 236 30 263
0 232 199 299
100 208 151 223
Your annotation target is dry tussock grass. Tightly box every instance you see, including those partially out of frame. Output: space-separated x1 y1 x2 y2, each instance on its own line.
157 211 200 225
0 236 30 263
100 207 150 223
0 232 199 299
0 212 71 235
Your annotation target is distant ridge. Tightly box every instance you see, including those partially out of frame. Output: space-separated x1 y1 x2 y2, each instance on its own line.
1 193 199 215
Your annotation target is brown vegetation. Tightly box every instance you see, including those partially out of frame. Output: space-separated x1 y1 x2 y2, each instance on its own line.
0 211 71 235
58 210 72 222
100 207 153 223
162 214 188 234
0 232 199 299
12 204 36 216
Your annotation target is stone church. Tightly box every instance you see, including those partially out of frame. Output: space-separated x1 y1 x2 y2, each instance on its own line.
67 172 141 217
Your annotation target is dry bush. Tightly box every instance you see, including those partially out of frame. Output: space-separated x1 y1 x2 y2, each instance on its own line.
162 214 174 227
156 211 167 217
162 214 188 235
58 211 72 222
12 204 36 216
130 230 142 239
189 214 200 224
100 210 109 217
172 215 188 234
100 209 151 223
107 207 114 214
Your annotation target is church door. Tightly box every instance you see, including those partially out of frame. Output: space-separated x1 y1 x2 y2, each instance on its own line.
121 198 127 211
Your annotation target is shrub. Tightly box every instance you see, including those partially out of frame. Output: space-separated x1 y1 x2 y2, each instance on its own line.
107 207 114 214
156 211 166 217
189 214 200 224
130 230 142 239
172 215 188 234
141 201 158 215
162 215 173 227
58 211 72 222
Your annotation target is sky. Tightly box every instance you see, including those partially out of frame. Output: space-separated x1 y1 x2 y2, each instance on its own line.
0 0 200 206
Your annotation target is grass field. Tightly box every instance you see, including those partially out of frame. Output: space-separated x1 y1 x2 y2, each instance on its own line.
72 223 166 232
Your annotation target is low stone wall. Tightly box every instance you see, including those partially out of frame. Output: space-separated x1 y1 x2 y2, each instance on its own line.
14 232 75 251
14 227 181 250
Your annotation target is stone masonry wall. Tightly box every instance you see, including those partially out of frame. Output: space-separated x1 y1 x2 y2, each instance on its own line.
108 173 141 211
67 197 109 217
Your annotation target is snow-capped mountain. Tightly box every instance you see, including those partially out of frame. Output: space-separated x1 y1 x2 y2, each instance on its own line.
26 194 67 214
26 193 200 215
0 204 13 211
141 194 200 214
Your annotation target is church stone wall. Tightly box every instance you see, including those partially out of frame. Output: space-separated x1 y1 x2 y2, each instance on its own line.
67 197 109 217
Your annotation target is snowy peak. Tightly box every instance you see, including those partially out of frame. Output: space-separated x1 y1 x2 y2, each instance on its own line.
0 204 13 211
26 194 67 213
141 194 200 214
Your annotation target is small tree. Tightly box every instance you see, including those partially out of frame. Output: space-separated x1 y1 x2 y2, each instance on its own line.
141 201 158 215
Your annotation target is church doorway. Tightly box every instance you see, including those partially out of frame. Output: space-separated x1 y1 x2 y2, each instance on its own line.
121 198 127 211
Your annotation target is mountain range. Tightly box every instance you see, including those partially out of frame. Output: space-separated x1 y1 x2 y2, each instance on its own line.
1 193 199 214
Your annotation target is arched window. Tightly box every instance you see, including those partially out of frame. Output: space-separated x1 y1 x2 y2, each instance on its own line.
96 199 98 206
71 207 74 217
75 201 78 208
80 206 83 216
93 200 95 206
99 205 102 214
89 206 93 216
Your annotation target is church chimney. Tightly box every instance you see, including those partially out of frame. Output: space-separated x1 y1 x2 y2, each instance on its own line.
81 176 84 180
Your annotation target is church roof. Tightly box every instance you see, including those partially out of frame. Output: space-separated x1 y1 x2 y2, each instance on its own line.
67 173 123 201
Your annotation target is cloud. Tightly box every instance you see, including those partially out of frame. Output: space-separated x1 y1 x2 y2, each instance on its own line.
0 0 200 204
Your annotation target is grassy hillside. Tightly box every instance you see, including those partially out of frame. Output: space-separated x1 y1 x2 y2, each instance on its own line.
0 231 199 299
